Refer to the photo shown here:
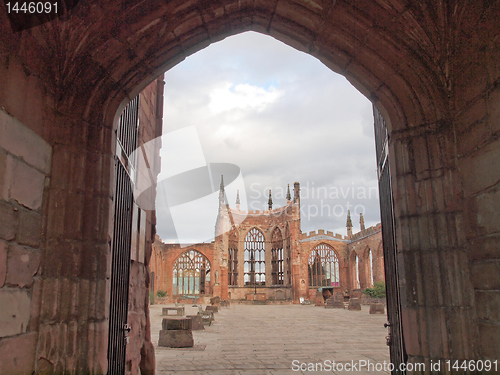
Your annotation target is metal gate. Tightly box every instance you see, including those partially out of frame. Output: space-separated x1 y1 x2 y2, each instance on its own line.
373 106 407 374
107 96 139 374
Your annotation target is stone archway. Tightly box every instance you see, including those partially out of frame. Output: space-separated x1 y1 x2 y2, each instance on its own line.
1 1 499 373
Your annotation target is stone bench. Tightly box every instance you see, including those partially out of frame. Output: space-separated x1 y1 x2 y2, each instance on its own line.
205 305 218 313
186 315 205 330
369 303 385 314
158 317 193 348
197 306 214 326
162 307 185 316
348 298 362 311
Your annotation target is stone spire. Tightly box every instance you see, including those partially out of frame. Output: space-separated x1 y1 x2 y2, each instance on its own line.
268 189 273 210
286 184 291 203
236 190 240 210
346 210 353 239
360 212 365 231
218 175 226 206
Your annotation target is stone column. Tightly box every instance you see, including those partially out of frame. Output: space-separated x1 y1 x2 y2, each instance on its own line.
390 124 478 369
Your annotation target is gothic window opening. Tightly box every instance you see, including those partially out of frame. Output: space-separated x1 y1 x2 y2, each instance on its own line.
354 254 360 289
228 230 238 286
308 243 339 287
271 228 284 285
285 225 292 285
369 249 374 286
172 250 211 295
244 228 265 285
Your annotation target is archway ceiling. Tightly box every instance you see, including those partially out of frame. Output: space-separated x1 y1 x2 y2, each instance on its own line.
0 0 490 129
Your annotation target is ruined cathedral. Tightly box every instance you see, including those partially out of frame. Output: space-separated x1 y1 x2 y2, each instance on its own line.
151 178 384 304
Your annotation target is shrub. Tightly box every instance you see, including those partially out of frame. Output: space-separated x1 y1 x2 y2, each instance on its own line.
156 290 167 298
363 281 386 298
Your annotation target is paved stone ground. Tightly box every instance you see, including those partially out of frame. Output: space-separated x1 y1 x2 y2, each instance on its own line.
151 303 391 375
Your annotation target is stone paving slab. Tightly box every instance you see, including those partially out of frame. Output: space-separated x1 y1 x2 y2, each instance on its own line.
151 303 390 374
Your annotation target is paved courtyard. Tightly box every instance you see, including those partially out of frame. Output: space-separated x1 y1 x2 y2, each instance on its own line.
151 303 391 375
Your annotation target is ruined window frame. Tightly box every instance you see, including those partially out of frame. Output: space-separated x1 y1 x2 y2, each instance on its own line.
307 243 340 287
244 227 266 286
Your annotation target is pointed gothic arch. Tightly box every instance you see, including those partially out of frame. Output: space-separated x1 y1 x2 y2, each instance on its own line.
228 228 239 286
308 243 340 287
244 227 266 286
172 249 211 296
271 227 284 285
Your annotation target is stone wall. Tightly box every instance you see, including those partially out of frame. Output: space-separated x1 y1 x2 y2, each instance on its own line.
0 109 52 374
453 12 500 359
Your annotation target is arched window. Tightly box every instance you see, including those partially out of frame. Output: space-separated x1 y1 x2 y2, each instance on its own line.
308 244 339 287
172 250 211 295
285 224 292 285
355 254 360 289
228 230 238 286
244 228 265 285
271 228 284 285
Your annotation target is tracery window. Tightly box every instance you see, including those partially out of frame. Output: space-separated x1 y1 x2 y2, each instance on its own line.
271 228 284 285
228 230 238 286
172 250 211 295
308 243 339 287
244 228 265 285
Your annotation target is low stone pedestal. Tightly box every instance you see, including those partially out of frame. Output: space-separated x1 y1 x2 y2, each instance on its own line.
158 330 193 348
206 305 218 313
369 303 385 314
348 298 362 311
162 317 192 330
325 297 345 309
210 296 221 307
158 317 193 348
187 315 205 330
162 307 185 316
198 310 214 326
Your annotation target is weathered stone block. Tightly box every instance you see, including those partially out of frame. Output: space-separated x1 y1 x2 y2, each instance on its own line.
0 149 6 201
476 188 500 235
0 331 37 374
470 261 500 290
186 315 204 330
17 208 42 247
348 298 362 311
6 244 41 288
198 310 214 325
162 317 192 331
325 297 344 309
7 156 45 210
0 241 6 287
158 329 193 348
162 307 184 316
369 303 385 314
0 201 17 241
205 305 218 313
0 288 31 337
0 109 52 174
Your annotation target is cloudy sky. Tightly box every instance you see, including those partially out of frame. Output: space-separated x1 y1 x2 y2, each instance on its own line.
154 31 380 244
